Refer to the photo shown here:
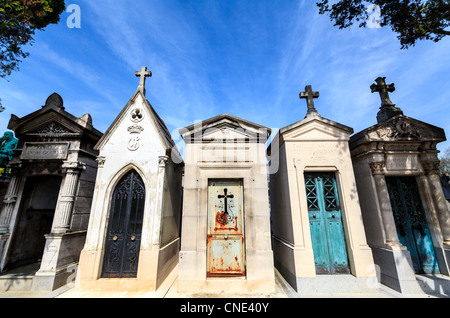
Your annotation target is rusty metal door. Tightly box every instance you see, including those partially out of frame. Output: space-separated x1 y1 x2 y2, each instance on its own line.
207 180 245 277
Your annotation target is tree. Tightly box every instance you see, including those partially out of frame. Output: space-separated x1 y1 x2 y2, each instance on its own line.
0 0 65 79
440 147 450 176
316 0 450 49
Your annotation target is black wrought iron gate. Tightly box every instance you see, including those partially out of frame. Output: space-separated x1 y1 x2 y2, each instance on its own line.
102 170 146 278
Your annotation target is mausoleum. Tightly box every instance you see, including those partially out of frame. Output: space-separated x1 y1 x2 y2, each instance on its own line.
76 67 184 292
0 93 102 291
177 113 276 294
269 86 376 294
350 77 450 293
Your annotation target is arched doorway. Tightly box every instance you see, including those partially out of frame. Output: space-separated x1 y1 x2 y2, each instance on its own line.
101 170 145 278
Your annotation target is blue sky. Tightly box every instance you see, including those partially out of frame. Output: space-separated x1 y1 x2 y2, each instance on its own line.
1 0 449 154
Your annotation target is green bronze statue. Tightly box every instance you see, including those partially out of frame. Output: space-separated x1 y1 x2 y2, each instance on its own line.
0 131 18 168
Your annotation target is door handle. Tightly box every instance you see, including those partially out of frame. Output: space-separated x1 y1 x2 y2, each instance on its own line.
131 236 136 242
224 235 229 240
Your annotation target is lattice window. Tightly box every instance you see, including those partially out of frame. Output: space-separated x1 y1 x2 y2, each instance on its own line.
305 176 319 211
323 176 339 211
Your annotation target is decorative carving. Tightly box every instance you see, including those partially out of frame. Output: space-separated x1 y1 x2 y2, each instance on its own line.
158 155 169 168
96 156 106 168
369 118 430 140
127 136 140 151
421 161 440 175
370 161 386 175
35 122 72 135
128 125 144 134
130 108 144 122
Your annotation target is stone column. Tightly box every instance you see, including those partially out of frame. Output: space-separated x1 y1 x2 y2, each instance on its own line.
51 161 85 234
370 161 403 249
422 160 450 247
0 174 21 234
151 156 168 249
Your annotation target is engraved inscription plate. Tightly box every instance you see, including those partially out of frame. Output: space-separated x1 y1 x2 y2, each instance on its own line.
21 142 69 160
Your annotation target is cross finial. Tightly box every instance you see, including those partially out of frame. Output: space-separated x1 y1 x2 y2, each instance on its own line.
370 77 395 108
135 66 152 95
300 85 320 115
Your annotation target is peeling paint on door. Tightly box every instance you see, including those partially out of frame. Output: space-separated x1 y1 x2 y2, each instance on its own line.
207 180 245 277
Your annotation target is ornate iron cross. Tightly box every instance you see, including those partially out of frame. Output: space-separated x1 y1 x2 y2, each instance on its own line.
135 66 152 95
300 85 319 114
218 188 234 215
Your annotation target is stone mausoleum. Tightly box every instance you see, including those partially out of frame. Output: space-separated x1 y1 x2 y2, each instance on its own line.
350 77 450 293
0 93 102 291
269 86 376 295
76 67 184 292
177 113 276 294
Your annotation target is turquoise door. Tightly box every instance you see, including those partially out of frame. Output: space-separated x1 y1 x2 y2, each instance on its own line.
386 177 439 274
305 172 350 274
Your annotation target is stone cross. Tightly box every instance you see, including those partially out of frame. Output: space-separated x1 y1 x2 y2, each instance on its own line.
135 66 152 95
300 85 319 114
371 77 395 107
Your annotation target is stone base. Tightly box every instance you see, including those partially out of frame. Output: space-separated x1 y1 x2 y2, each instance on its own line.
76 239 180 292
31 231 86 291
371 245 422 294
296 275 380 295
177 249 276 294
31 262 78 291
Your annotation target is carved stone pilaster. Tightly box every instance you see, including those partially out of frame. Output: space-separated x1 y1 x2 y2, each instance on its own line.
421 160 440 176
52 161 85 234
370 161 386 175
421 160 450 246
96 156 106 168
158 155 169 168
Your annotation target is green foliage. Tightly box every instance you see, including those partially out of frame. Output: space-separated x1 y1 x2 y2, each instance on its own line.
439 147 450 176
316 0 450 49
0 0 65 78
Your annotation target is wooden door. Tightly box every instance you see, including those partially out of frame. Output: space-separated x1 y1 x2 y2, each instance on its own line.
305 172 350 274
207 180 245 277
102 170 145 278
386 177 439 274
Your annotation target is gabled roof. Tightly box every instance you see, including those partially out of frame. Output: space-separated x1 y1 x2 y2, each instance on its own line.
179 113 272 142
8 93 103 140
94 89 181 158
349 114 446 149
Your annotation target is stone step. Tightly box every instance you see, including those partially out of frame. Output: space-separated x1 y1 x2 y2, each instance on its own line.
0 262 40 291
0 275 34 291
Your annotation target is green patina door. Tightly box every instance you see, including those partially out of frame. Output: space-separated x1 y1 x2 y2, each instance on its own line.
386 177 439 274
305 172 350 274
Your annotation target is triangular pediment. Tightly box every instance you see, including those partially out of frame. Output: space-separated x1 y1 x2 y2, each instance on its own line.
280 114 353 142
12 111 82 137
351 115 446 146
180 113 271 143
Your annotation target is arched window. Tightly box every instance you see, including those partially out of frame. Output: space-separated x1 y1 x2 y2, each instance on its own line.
102 170 145 278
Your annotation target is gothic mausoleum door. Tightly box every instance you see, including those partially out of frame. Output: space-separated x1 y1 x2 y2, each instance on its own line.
102 170 145 278
207 180 245 277
305 172 350 274
386 177 439 274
